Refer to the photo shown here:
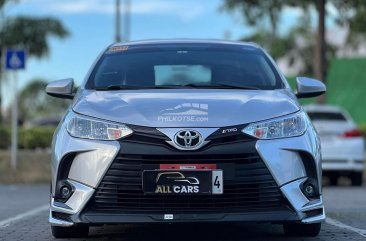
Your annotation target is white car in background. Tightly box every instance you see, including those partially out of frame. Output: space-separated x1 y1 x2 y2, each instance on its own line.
304 105 365 186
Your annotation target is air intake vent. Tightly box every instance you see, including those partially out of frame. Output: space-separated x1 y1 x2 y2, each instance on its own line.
88 153 284 213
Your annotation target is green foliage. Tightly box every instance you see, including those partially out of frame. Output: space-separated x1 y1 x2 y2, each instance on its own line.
0 1 69 123
286 58 366 124
0 17 69 58
240 31 295 59
18 127 55 149
19 79 70 122
0 126 10 149
325 58 366 123
0 126 55 149
0 0 17 8
359 124 366 140
333 0 366 45
286 76 296 90
222 0 285 31
222 1 317 76
222 0 366 78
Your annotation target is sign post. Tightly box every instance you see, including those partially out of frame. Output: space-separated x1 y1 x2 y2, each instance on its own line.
5 49 26 170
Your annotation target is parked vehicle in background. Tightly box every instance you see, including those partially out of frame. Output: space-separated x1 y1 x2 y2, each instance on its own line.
304 105 365 186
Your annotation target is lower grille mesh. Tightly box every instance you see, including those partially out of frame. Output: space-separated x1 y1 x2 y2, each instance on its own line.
89 153 284 213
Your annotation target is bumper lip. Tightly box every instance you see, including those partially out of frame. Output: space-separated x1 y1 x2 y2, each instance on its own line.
301 213 326 224
50 209 325 226
49 210 74 227
79 209 300 224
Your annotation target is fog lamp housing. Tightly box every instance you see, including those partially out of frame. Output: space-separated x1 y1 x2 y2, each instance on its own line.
55 181 74 202
301 178 319 199
60 186 72 199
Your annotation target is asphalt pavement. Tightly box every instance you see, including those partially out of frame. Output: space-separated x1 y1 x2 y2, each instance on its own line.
0 184 366 241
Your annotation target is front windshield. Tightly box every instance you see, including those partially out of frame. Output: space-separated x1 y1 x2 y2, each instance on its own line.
86 46 284 90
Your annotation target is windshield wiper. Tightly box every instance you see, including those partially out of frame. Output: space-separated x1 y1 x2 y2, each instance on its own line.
182 83 260 90
94 85 137 90
94 85 178 90
94 84 260 90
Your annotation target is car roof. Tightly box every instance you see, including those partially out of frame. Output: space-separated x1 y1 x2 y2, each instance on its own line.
110 39 261 49
303 104 346 113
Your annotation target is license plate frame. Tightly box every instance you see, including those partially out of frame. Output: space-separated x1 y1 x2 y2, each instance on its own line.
142 170 223 195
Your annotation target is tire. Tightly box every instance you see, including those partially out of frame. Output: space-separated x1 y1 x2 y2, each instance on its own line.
329 175 338 186
351 172 363 186
283 222 321 237
51 225 89 239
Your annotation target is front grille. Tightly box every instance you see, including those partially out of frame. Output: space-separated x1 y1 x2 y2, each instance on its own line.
123 125 254 149
88 153 285 213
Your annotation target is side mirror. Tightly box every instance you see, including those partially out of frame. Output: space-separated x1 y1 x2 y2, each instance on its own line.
46 78 75 99
295 77 326 98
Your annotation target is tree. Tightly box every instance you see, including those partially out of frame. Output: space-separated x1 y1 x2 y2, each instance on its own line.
18 79 70 124
222 0 331 103
222 0 286 49
274 14 336 78
315 0 326 103
0 0 69 122
333 0 366 46
0 17 69 57
281 0 363 103
240 30 295 60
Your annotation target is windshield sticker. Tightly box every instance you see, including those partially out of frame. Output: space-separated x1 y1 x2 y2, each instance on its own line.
158 103 209 122
108 45 129 53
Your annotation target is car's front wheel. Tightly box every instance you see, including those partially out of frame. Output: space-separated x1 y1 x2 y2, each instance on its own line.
283 222 321 237
51 225 89 239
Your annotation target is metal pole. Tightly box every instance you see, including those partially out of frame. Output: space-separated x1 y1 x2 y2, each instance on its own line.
115 0 121 42
124 0 131 41
0 8 5 123
11 71 18 170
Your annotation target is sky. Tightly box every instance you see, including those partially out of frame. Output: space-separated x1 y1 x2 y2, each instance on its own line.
2 0 317 108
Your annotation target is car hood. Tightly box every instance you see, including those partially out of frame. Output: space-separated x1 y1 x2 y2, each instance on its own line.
72 89 300 127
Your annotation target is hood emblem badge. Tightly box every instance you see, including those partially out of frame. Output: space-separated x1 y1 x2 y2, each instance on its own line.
168 129 208 151
175 130 201 148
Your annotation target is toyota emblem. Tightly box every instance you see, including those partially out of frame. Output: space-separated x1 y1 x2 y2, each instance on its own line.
174 130 202 150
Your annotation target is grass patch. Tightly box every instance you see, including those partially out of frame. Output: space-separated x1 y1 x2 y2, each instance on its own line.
0 150 51 184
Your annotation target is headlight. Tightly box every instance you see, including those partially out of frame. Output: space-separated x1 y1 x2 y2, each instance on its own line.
242 112 308 139
67 114 133 140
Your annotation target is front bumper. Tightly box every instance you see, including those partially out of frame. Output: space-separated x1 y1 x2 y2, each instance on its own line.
50 124 325 226
49 179 325 226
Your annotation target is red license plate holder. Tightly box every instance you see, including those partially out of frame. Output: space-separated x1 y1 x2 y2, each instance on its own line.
160 163 217 170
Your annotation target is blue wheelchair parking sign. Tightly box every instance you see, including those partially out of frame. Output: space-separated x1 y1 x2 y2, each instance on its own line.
5 49 26 70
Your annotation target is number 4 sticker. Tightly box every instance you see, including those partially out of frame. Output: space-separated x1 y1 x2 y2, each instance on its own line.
212 170 223 194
